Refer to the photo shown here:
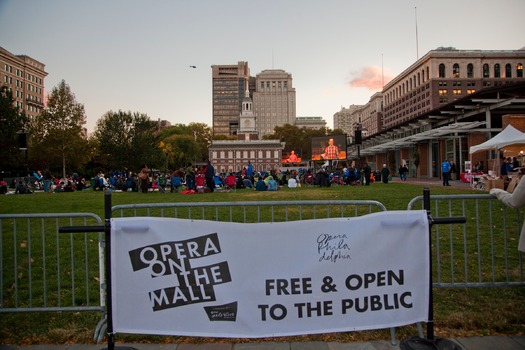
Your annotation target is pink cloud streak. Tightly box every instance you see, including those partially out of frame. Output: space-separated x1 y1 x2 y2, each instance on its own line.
347 66 395 91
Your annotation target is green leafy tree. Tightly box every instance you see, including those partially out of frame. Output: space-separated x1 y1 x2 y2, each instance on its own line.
158 122 212 165
161 134 200 170
94 110 163 172
30 80 88 178
189 122 212 162
0 86 28 176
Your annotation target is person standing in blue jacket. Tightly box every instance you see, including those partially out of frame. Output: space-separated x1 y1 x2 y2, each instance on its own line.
441 159 451 186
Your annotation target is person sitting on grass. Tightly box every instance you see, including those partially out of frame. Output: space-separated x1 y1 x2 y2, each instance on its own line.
288 175 298 188
267 176 279 191
242 175 253 189
255 176 267 191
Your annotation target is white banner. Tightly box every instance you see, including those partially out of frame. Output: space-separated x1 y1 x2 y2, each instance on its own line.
111 210 429 338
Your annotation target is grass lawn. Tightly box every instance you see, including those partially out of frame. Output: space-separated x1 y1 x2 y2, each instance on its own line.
1 181 524 344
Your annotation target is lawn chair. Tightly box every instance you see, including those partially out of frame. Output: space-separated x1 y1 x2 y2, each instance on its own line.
171 176 182 192
304 172 314 187
195 174 207 193
214 175 224 189
224 174 237 191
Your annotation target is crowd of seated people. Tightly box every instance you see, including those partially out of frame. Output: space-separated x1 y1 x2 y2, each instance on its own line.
0 163 376 196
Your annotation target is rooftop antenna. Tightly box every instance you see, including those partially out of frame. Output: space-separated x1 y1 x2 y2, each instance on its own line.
272 49 274 69
415 7 419 60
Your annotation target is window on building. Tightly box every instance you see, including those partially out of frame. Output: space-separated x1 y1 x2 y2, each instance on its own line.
505 64 512 78
453 89 462 95
467 89 476 94
439 63 446 78
453 63 460 78
517 63 523 77
439 89 447 95
494 64 501 78
483 64 489 78
467 63 474 78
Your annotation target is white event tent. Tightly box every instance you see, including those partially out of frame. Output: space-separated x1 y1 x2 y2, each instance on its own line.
469 125 525 154
469 125 525 177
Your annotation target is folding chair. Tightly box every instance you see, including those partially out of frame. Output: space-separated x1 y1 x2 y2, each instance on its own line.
195 174 207 192
171 176 182 192
224 174 237 191
214 175 224 190
304 173 315 187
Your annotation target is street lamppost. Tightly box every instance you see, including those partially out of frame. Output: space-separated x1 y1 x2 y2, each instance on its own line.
165 152 169 175
354 123 362 170
18 130 28 177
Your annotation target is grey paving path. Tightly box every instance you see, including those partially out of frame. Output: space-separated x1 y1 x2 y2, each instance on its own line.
2 337 525 350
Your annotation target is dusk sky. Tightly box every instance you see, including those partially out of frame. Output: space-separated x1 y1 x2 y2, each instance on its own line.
1 0 524 133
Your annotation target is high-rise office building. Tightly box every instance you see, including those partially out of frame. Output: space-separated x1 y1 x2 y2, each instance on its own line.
253 69 296 137
295 116 326 130
333 105 362 137
211 62 253 136
0 46 47 121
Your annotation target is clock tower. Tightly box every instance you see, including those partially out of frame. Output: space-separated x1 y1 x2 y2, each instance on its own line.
238 78 258 140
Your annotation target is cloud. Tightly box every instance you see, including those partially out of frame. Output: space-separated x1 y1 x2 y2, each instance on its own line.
347 66 396 91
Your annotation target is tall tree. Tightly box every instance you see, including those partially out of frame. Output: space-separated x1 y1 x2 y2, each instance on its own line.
94 110 163 172
30 80 88 178
188 122 212 162
157 122 212 164
0 86 28 176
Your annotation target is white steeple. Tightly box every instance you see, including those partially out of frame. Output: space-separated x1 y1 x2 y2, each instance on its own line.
239 78 257 136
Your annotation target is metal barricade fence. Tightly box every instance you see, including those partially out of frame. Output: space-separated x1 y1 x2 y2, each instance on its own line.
0 213 104 313
1 201 385 315
2 195 523 318
408 194 524 288
111 200 388 221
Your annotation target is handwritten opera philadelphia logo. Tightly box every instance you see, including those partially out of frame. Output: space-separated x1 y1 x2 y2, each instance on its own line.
128 233 237 321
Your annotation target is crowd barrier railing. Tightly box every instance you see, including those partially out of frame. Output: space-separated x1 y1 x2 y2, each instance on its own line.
408 193 524 288
0 213 104 313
